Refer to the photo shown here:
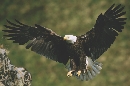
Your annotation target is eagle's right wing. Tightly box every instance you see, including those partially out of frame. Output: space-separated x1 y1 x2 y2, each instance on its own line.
3 20 69 65
78 4 127 60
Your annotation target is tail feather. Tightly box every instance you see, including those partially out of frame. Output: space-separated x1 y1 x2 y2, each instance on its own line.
66 57 102 81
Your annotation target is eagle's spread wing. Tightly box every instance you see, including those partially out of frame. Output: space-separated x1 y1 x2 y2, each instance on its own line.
3 20 69 64
78 4 126 60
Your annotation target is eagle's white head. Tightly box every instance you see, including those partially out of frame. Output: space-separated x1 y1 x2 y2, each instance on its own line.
64 35 77 44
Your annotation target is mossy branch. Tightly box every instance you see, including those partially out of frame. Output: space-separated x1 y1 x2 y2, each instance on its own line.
0 47 32 86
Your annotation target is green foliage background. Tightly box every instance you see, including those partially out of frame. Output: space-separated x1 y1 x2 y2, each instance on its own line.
0 0 130 86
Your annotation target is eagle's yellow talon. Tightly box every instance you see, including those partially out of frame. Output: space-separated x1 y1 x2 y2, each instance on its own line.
77 70 81 76
67 70 74 77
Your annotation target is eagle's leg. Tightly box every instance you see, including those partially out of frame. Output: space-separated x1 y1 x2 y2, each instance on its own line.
76 57 86 76
67 59 77 77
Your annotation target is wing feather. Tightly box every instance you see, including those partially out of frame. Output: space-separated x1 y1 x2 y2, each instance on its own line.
78 4 126 60
3 20 69 64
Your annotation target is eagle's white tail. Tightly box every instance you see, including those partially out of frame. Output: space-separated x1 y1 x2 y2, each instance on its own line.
66 57 102 81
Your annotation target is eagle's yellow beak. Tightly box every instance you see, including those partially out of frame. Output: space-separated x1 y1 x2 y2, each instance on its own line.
63 36 68 40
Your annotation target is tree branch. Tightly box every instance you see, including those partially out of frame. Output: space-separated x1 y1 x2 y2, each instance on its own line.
0 47 32 86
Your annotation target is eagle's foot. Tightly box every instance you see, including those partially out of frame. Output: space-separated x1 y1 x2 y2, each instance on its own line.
76 70 81 76
67 70 74 77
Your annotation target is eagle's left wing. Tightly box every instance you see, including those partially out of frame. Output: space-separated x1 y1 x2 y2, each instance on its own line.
3 20 69 65
77 4 127 60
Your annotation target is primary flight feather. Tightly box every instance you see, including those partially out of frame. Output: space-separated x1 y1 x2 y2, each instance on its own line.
3 4 126 81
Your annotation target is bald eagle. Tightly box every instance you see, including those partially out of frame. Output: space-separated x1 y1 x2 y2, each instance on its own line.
3 4 126 81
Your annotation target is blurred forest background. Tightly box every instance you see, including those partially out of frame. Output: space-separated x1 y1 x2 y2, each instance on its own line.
0 0 130 86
